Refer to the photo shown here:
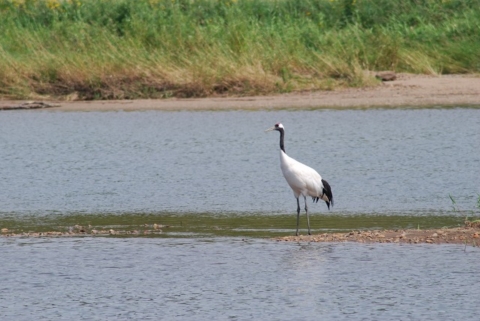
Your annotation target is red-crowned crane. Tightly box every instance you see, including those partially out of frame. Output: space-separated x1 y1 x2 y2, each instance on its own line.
265 123 333 236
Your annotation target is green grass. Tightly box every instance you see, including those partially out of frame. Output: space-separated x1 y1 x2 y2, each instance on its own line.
1 0 479 99
449 194 480 227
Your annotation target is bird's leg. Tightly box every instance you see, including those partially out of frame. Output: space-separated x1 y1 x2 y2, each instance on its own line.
304 196 311 235
296 198 300 236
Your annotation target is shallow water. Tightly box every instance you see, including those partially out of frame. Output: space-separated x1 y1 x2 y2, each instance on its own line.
0 212 468 238
1 237 479 320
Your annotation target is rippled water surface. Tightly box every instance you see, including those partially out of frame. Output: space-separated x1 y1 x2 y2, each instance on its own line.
1 108 479 217
1 107 479 320
1 237 480 320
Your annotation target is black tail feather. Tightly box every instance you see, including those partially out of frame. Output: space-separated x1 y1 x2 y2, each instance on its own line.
321 179 334 210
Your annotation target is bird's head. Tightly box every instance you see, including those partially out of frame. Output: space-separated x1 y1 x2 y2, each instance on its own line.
265 123 284 132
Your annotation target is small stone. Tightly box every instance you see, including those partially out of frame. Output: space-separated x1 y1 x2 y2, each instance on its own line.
1 228 8 233
109 229 115 235
432 233 438 237
375 71 397 81
426 239 433 243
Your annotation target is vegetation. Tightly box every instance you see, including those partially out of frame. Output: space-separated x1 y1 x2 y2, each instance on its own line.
1 0 479 99
450 194 480 228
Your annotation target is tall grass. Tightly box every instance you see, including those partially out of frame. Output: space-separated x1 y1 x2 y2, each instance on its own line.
1 0 479 99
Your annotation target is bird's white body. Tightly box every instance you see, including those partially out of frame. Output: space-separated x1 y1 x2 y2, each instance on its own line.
279 150 327 202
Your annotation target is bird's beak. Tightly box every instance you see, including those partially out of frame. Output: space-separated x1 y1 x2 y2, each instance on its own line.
264 126 276 132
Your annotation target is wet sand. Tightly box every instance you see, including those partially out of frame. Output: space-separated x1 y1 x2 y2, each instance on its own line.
2 226 480 245
276 227 480 245
1 73 479 111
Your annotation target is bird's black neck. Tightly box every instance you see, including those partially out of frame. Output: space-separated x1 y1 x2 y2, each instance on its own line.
278 128 285 153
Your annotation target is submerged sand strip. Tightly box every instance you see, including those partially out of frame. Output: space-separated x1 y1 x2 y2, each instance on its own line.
2 227 480 245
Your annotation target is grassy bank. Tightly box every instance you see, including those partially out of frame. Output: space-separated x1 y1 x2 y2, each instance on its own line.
1 0 479 99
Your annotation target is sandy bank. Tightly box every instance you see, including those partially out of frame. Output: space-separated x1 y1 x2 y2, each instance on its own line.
1 74 479 111
2 226 480 246
276 227 480 245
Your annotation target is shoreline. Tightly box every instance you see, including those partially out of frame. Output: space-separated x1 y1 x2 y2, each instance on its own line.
276 227 480 245
2 227 479 245
1 74 479 111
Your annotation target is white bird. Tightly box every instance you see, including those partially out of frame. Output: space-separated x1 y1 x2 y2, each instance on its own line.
265 123 333 236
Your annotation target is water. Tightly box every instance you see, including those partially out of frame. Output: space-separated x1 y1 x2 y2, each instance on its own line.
0 108 479 218
1 237 479 320
1 107 480 320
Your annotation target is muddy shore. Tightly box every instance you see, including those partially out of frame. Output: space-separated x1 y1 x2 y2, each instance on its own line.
276 227 480 245
1 74 479 111
2 226 480 245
